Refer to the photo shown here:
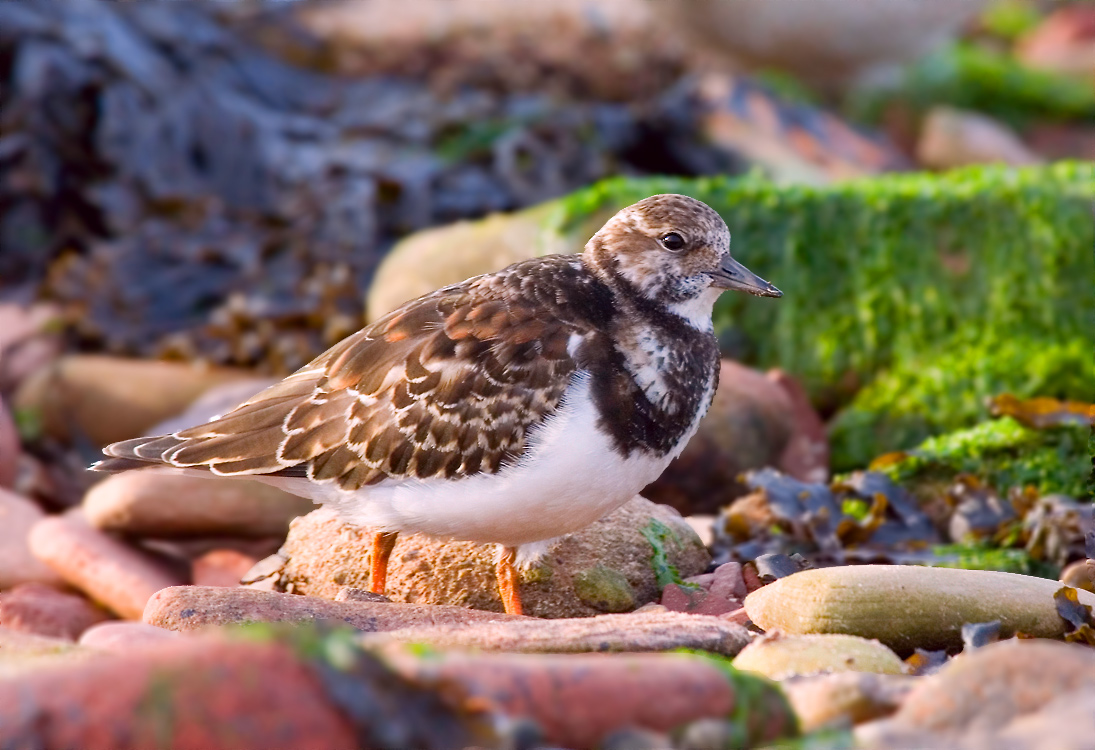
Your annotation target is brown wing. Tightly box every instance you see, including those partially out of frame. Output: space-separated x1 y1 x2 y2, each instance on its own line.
98 268 584 491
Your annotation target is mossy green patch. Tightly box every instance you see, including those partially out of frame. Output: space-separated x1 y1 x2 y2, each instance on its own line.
829 337 1095 470
675 649 799 744
928 541 1059 579
572 565 636 612
851 42 1095 129
640 518 694 591
542 162 1095 466
875 416 1089 499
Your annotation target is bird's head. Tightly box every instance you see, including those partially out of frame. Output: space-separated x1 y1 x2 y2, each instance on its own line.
585 193 781 327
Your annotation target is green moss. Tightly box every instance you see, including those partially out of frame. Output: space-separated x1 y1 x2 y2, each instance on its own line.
830 337 1095 469
980 0 1043 41
544 163 1095 466
639 518 693 591
852 42 1095 128
874 417 1089 499
572 565 636 612
928 541 1059 579
676 649 799 744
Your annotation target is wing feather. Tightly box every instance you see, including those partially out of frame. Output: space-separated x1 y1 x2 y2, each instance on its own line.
95 257 595 491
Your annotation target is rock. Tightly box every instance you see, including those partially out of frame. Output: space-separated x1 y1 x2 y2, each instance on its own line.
660 583 741 617
661 564 747 616
916 106 1043 170
1018 6 1095 77
695 73 909 185
0 636 359 750
144 585 517 632
363 610 752 656
732 632 905 680
78 622 181 652
366 202 566 320
0 397 17 489
653 0 986 88
683 514 716 547
389 648 796 749
0 625 85 679
83 468 315 539
783 671 915 732
191 549 262 588
12 355 252 446
890 639 1095 731
767 369 829 484
1060 559 1095 594
644 361 794 516
0 488 65 590
28 513 186 619
0 303 62 394
277 497 710 618
744 565 1095 654
0 583 112 641
857 639 1095 749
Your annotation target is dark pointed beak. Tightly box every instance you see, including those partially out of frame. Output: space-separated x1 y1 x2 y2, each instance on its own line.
710 255 782 297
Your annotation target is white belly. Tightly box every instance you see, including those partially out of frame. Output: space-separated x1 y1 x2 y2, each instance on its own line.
275 372 684 549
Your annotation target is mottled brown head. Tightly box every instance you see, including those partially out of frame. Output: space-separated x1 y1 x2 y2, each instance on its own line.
585 194 781 324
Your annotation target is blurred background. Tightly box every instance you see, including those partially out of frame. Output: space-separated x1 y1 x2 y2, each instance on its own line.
1 0 1093 640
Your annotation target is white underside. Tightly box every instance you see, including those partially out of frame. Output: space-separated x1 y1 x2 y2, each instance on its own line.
253 370 710 565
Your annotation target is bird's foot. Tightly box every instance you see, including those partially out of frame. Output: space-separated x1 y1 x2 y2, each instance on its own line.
496 545 524 616
369 531 399 594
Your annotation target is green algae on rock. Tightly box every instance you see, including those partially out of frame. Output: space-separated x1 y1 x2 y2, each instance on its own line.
872 416 1089 500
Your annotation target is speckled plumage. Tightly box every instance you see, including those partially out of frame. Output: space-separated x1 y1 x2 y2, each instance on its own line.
95 195 780 610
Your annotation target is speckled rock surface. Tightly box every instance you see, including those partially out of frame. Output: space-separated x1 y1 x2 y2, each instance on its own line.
276 496 710 618
362 610 752 656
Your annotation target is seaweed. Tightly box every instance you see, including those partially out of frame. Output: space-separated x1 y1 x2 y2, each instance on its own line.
873 417 1089 500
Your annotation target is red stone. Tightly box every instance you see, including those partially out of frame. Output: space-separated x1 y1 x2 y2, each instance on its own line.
660 583 739 616
0 636 357 750
0 583 112 640
394 650 796 748
191 549 260 587
28 513 186 619
767 369 830 484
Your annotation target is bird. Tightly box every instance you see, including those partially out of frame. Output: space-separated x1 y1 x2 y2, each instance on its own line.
94 194 782 616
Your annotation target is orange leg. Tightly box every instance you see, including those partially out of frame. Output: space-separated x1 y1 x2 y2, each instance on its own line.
496 545 524 616
369 531 399 594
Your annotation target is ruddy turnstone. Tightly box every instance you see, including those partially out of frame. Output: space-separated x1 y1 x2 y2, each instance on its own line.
94 194 781 615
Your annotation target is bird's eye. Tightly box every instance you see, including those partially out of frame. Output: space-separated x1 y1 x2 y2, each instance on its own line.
660 232 685 251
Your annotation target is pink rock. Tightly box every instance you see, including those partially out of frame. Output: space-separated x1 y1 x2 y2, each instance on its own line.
767 369 830 484
1018 6 1095 77
0 488 65 589
191 549 259 588
0 397 18 489
660 583 739 616
0 636 358 750
28 513 186 620
0 583 112 641
709 562 748 602
916 106 1042 169
0 303 62 394
78 621 180 652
